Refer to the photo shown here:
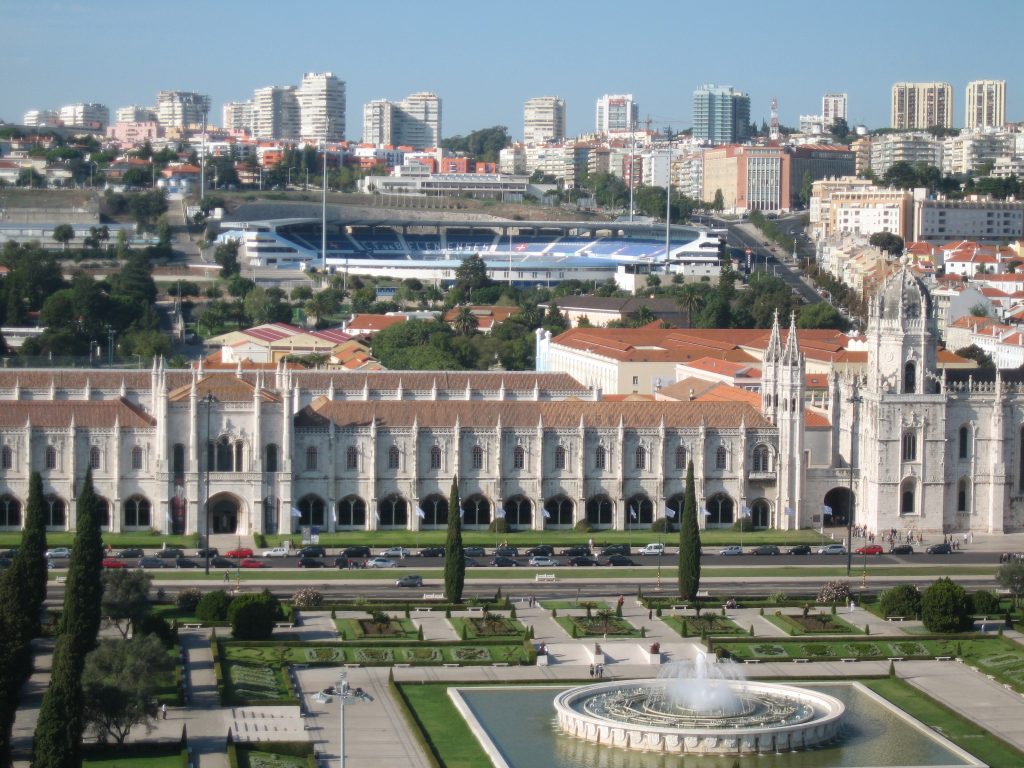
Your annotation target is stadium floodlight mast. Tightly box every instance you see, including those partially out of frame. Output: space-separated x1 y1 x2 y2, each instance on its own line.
322 119 328 274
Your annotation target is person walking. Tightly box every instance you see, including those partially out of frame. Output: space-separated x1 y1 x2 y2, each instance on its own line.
161 703 167 720
589 664 595 678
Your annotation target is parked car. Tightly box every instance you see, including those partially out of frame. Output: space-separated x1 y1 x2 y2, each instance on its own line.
462 546 486 557
380 546 411 559
366 557 399 569
751 545 780 556
889 544 914 555
101 558 126 569
492 546 519 558
817 544 847 555
226 548 254 558
297 546 327 558
569 556 601 567
156 548 183 559
45 547 72 559
116 548 144 558
599 544 630 556
0 548 18 558
298 557 326 568
561 546 591 557
603 555 636 566
788 545 811 555
855 544 884 555
0 557 11 569
525 545 554 557
639 543 665 556
196 547 219 558
138 556 164 569
464 557 482 567
261 547 290 558
528 556 561 567
343 546 372 558
418 547 445 558
210 556 236 568
926 543 952 555
396 574 423 588
719 546 743 556
489 556 519 567
240 558 268 568
175 557 199 568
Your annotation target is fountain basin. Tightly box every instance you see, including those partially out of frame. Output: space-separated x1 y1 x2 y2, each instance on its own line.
555 679 844 755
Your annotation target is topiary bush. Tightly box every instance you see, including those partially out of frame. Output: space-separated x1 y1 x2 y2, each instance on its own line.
291 588 324 609
228 589 282 641
879 584 921 619
573 520 593 532
969 589 1001 615
921 578 973 633
195 590 233 622
816 580 852 605
488 517 510 533
175 587 204 613
731 518 756 532
650 517 670 533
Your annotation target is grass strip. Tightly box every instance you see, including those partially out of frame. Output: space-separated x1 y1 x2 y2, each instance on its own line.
396 683 491 768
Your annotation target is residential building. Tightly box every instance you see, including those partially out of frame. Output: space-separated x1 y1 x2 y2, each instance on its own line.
362 92 440 149
22 110 59 127
537 296 688 329
891 82 953 130
965 79 1006 130
115 106 156 123
942 132 1011 175
869 133 942 176
499 144 527 175
156 91 209 129
297 72 346 140
253 86 300 141
821 92 848 128
58 102 109 130
595 94 638 135
357 164 527 200
524 96 566 145
106 121 162 146
222 100 254 134
799 115 824 135
810 177 913 241
692 85 750 145
914 196 1024 244
702 145 790 213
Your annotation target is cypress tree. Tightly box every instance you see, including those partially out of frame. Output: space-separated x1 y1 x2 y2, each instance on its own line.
21 472 50 636
678 460 702 600
443 476 466 603
34 469 104 768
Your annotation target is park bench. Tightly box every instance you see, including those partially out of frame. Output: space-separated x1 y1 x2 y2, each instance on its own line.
672 604 688 612
466 606 484 614
535 573 557 582
885 616 907 622
443 663 460 668
696 590 710 598
840 658 857 663
935 656 952 661
395 663 411 668
413 607 433 613
182 623 203 629
793 658 810 663
887 657 904 662
743 659 761 664
423 592 445 600
274 622 295 629
55 576 67 584
492 662 509 667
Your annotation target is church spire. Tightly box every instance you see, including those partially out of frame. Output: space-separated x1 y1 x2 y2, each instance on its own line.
765 309 783 363
782 311 800 366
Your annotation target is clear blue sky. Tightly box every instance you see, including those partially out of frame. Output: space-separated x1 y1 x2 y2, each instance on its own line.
2 0 1021 139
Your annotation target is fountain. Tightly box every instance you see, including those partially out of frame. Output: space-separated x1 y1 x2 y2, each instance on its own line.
554 653 844 755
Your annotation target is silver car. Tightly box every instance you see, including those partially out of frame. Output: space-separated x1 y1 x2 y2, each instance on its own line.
366 557 399 569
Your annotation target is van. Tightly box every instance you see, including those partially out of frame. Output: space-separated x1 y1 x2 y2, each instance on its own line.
639 543 665 556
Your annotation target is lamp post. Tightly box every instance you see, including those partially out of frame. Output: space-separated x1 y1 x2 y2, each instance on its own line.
337 670 349 768
203 393 215 575
846 393 862 577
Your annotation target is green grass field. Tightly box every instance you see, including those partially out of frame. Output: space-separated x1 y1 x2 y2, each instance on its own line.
397 683 494 768
763 611 863 635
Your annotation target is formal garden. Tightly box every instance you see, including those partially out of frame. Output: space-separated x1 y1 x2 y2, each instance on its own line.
226 737 316 768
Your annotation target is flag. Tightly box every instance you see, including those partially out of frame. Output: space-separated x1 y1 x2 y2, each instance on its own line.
495 507 506 519
629 505 638 521
542 508 551 519
290 506 302 518
374 508 380 522
416 507 426 520
822 505 833 517
741 505 751 519
785 506 795 517
701 507 711 517
665 507 676 520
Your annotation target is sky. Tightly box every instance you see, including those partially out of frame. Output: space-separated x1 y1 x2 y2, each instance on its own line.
2 0 1022 140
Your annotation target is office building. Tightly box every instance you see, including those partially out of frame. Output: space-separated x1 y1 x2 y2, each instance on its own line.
156 91 210 129
595 94 638 135
692 85 750 145
116 106 157 124
361 92 441 149
821 92 848 128
222 100 254 134
297 72 346 140
965 79 1006 130
253 86 300 141
891 82 953 130
58 102 110 130
702 145 790 213
524 96 566 145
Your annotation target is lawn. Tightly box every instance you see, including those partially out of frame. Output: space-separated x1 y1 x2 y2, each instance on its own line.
335 616 420 641
539 599 609 611
82 745 187 767
661 614 748 637
231 743 315 768
0 532 197 549
554 615 641 638
764 611 863 635
396 683 495 768
449 615 527 639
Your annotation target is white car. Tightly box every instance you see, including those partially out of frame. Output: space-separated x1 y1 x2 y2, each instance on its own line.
639 543 665 556
380 547 410 559
718 546 743 556
366 557 399 568
528 556 561 567
261 547 290 558
817 544 847 555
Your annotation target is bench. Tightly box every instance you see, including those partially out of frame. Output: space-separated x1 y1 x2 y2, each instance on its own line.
793 658 810 663
55 576 67 584
274 622 295 629
182 623 203 629
672 604 688 612
535 573 557 582
696 590 710 598
935 656 952 661
395 663 411 668
840 658 857 663
885 616 907 622
887 657 904 662
743 659 761 664
443 663 460 668
423 593 445 600
492 662 509 667
344 663 360 668
466 607 484 614
413 607 433 614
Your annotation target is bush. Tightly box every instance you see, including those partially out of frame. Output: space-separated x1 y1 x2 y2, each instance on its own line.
731 518 756 532
134 614 176 647
195 590 233 622
650 517 670 533
488 518 510 534
175 587 204 613
921 578 973 633
879 584 921 618
769 591 787 604
969 590 1001 615
291 588 324 609
816 581 851 604
573 520 593 533
229 590 282 641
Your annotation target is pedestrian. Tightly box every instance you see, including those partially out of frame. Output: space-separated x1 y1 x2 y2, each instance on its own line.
598 664 604 678
588 537 594 552
617 595 625 611
223 571 229 583
589 664 595 678
161 703 167 720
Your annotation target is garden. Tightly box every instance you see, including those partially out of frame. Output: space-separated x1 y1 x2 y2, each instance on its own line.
449 612 528 640
661 613 748 637
334 611 421 641
555 611 641 639
763 610 863 635
227 738 316 768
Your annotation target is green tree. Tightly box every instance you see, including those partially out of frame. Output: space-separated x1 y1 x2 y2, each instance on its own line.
955 344 995 370
451 305 478 336
101 569 152 639
798 171 814 208
797 302 849 331
996 560 1024 609
52 224 75 251
879 583 922 619
304 289 342 328
228 590 281 641
439 126 510 162
869 231 904 255
678 460 701 599
920 578 973 633
213 241 240 277
454 254 492 297
829 117 850 141
13 472 48 636
712 189 725 211
444 476 466 603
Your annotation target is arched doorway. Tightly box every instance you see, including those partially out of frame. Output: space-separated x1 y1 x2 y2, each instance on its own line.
706 493 734 527
462 494 491 528
822 487 853 528
626 493 654 527
419 494 448 527
208 495 240 534
543 495 574 528
378 495 408 528
336 495 366 529
503 495 532 529
749 498 771 529
585 494 614 529
296 495 326 529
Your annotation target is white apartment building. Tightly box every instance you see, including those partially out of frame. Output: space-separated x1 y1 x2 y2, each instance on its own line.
992 156 1024 179
810 177 912 241
672 149 704 200
22 110 59 127
357 164 527 200
965 80 1006 130
297 72 346 141
499 145 527 175
642 147 672 189
116 106 157 123
914 197 1024 244
822 92 848 127
362 92 440 149
524 96 566 145
362 101 395 146
156 91 209 129
253 86 299 141
942 132 1012 175
799 115 824 135
891 82 953 130
525 144 573 181
222 101 254 134
595 94 637 135
59 103 109 129
869 133 942 175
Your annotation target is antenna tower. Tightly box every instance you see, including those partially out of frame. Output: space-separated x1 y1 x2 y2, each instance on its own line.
770 97 780 141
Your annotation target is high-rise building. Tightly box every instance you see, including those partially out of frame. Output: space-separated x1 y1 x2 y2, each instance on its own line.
890 82 952 130
595 94 637 135
524 96 566 145
116 106 157 124
156 91 210 129
297 72 346 140
253 86 300 140
821 93 848 128
692 85 750 145
964 79 1006 130
58 102 110 129
361 92 441 148
22 109 59 127
222 101 254 134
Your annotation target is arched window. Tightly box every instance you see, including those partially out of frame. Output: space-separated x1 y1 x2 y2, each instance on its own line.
131 446 144 470
504 495 532 527
234 441 243 471
378 495 407 527
675 445 687 471
554 445 566 470
336 496 366 527
902 432 917 462
419 494 447 525
216 437 232 471
901 485 915 515
471 444 483 470
265 444 278 472
89 446 101 470
461 494 491 526
346 446 358 470
715 445 727 470
595 445 606 470
45 446 58 470
752 445 770 472
430 445 442 470
958 426 970 460
96 498 110 529
544 495 574 526
585 495 614 527
0 495 21 527
957 478 968 513
305 446 318 471
904 361 916 394
634 446 647 471
297 495 326 526
513 445 525 469
388 445 400 470
44 495 65 527
124 496 151 528
173 443 185 474
0 446 11 470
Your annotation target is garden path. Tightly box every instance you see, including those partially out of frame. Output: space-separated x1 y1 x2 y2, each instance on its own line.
178 629 230 768
413 611 460 641
288 611 339 641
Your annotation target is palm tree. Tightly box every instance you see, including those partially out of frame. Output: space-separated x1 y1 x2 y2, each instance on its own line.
304 290 340 329
677 284 706 325
595 608 616 634
452 306 478 337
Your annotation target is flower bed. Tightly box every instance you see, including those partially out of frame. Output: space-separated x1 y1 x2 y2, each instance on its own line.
450 616 527 639
662 615 747 637
765 612 862 635
554 615 641 638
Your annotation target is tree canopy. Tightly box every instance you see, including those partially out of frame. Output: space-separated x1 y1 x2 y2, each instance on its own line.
440 126 510 162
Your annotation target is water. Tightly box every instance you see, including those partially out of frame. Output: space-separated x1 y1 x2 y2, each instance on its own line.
457 684 974 768
656 655 746 717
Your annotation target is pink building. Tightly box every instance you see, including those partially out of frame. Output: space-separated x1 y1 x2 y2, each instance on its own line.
106 121 163 147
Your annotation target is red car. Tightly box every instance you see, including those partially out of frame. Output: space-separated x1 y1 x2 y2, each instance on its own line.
226 548 254 558
855 544 884 555
239 558 267 568
101 557 126 568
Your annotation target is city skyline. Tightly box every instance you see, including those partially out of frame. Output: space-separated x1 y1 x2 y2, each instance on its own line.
2 0 1022 140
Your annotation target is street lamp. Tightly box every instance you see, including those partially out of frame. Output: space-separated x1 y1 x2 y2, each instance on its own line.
287 167 298 188
203 393 215 575
846 393 863 577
